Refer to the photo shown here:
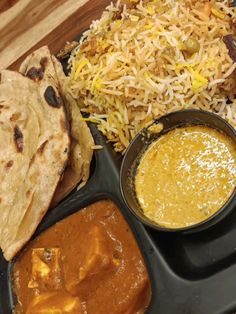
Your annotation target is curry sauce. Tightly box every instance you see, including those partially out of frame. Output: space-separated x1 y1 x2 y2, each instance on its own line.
13 200 151 314
135 126 236 228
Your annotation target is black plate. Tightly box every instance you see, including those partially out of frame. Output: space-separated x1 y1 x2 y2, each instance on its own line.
1 10 236 309
1 122 236 314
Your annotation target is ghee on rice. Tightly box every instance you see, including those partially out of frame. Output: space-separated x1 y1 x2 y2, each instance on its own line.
68 0 236 153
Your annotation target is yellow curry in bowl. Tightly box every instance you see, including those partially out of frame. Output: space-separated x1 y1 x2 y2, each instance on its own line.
135 125 236 229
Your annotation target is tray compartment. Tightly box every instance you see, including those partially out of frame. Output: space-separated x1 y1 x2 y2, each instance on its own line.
1 124 236 314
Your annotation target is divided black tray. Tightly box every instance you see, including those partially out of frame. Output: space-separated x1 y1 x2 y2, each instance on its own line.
1 124 236 314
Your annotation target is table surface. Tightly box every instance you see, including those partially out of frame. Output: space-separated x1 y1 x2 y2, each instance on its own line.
0 0 111 71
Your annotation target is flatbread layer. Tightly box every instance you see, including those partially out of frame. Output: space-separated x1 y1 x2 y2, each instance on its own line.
19 46 94 206
51 57 94 206
0 53 70 260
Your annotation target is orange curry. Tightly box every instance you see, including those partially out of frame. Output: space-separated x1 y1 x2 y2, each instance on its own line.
13 200 151 313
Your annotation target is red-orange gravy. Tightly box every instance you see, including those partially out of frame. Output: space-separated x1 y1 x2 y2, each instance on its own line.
13 200 151 314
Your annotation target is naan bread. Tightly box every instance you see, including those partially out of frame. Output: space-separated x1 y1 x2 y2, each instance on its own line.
19 46 94 206
0 46 94 261
0 59 70 260
51 57 94 206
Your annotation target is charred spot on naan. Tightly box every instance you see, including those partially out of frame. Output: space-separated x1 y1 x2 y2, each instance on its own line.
25 57 48 82
14 126 23 153
40 57 48 68
44 86 64 108
0 99 9 108
5 160 14 169
26 67 44 81
10 112 21 122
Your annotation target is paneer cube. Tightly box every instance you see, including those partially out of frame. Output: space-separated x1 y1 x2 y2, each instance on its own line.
28 248 62 290
26 292 82 314
67 226 119 293
79 226 119 281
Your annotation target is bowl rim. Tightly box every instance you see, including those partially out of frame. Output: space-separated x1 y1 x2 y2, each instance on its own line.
120 109 236 233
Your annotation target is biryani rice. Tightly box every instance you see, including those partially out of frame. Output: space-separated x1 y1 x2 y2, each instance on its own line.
68 0 236 152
